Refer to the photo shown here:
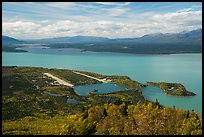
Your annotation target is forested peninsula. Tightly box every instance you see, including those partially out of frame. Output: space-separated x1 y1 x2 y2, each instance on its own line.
2 66 201 135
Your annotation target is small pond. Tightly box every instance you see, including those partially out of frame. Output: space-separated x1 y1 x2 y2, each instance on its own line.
172 87 179 91
43 91 62 96
67 98 80 103
43 91 80 103
74 82 127 96
102 97 116 102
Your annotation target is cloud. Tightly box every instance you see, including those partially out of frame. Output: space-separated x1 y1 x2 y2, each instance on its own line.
177 4 202 13
2 2 202 39
178 8 194 12
95 2 130 6
44 2 76 9
3 21 41 38
103 7 129 17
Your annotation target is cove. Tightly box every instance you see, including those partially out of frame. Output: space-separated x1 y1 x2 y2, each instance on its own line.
74 83 127 96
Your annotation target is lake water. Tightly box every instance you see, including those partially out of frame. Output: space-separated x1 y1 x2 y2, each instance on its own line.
43 91 81 103
43 91 62 97
74 83 126 96
67 98 80 103
2 47 202 113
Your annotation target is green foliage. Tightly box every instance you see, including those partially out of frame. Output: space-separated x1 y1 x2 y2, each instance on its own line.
48 69 100 85
177 111 202 135
3 115 69 135
112 79 144 87
2 66 202 135
75 70 145 87
61 102 202 135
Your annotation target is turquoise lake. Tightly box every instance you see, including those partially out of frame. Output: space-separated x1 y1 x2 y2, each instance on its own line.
2 47 202 113
74 83 127 96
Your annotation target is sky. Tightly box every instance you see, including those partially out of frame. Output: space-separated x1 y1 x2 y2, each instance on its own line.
2 2 202 39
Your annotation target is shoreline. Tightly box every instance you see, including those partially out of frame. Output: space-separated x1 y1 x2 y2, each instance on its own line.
2 47 202 55
2 66 201 113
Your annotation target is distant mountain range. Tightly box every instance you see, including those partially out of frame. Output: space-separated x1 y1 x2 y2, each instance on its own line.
2 35 24 44
2 29 202 54
25 36 110 44
2 36 27 52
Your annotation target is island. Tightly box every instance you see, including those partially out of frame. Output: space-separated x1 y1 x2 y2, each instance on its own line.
146 82 196 96
88 89 98 95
